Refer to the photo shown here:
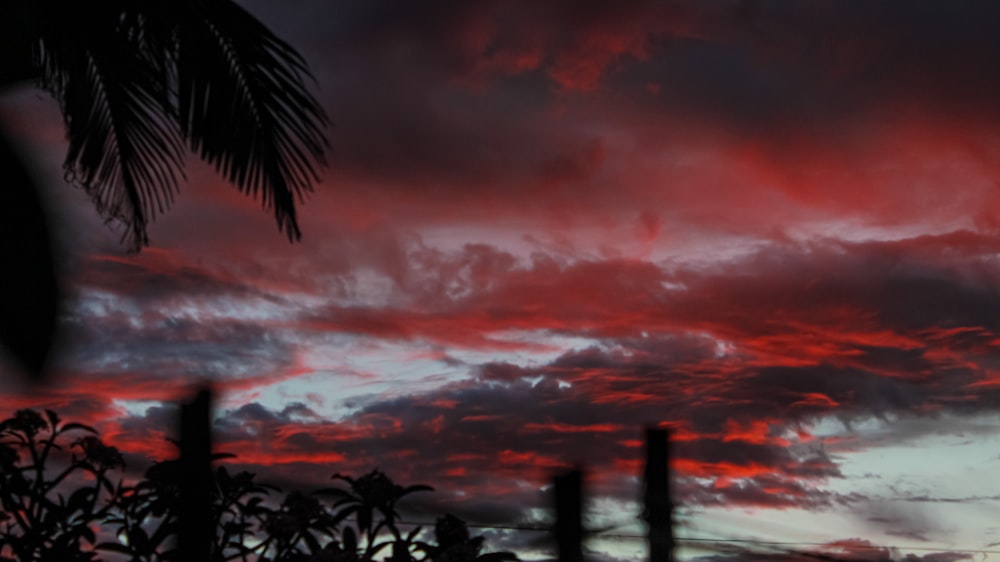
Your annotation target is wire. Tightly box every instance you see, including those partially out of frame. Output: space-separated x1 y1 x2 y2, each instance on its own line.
396 520 551 532
608 535 1000 557
673 538 1000 555
394 520 1000 557
395 516 641 534
684 508 845 545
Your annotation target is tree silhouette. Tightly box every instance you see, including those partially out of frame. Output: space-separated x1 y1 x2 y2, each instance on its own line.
0 0 329 379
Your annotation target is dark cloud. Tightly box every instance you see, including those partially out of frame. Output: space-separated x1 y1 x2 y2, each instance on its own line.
69 250 261 301
5 1 1000 553
227 0 1000 218
46 252 306 388
140 232 997 524
10 229 1000 523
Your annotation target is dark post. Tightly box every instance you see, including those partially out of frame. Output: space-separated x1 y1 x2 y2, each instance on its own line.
178 385 214 561
554 469 584 562
644 428 673 562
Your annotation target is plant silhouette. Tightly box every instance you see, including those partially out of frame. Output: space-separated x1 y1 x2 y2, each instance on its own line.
0 409 519 562
0 0 329 380
8 0 328 250
0 409 122 561
422 514 519 562
318 471 434 548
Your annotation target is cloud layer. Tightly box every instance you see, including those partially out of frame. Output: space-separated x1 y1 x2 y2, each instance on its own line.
4 1 1000 560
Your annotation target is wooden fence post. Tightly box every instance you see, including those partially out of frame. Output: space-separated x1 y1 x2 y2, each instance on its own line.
554 469 585 562
644 427 674 562
178 384 214 561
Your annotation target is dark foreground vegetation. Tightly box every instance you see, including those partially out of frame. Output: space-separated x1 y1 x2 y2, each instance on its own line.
0 408 519 562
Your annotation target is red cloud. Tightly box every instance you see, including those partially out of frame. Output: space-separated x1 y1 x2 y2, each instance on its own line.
427 0 680 92
523 422 624 434
792 393 840 409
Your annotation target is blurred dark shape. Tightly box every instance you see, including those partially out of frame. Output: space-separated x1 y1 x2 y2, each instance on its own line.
554 469 584 562
644 427 674 562
0 131 61 381
179 384 214 560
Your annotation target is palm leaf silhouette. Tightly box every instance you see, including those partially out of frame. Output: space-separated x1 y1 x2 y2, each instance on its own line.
0 0 328 378
33 0 328 250
38 1 184 249
173 0 328 243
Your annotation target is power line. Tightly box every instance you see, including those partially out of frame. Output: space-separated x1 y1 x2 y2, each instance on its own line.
396 520 552 532
673 537 1000 556
396 516 640 534
396 520 1000 557
684 508 846 545
603 534 1000 556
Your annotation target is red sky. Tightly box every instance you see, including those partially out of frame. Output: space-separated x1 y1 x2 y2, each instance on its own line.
5 1 1000 561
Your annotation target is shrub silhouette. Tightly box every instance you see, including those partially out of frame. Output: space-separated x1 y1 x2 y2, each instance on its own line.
0 409 122 561
317 471 434 548
419 514 519 562
0 409 519 562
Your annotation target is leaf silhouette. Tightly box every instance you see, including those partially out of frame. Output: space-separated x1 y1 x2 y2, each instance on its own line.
31 0 328 251
38 0 185 250
172 0 328 243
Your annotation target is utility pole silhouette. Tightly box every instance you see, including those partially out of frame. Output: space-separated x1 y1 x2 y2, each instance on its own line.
178 385 214 560
554 469 585 562
644 427 674 562
551 429 676 562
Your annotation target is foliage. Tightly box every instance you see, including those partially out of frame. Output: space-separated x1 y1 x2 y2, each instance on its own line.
0 409 519 562
0 409 122 561
0 0 329 381
13 0 330 251
318 470 434 548
423 515 519 562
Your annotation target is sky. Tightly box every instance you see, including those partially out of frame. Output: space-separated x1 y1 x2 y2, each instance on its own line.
4 1 1000 561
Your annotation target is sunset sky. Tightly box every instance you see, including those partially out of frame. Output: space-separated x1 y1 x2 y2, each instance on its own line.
4 1 1000 561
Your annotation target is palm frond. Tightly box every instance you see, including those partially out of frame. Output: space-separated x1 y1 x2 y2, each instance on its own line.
37 4 185 251
31 0 328 251
173 0 329 242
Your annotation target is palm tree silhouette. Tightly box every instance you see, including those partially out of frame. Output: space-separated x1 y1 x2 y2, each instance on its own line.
0 0 328 377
